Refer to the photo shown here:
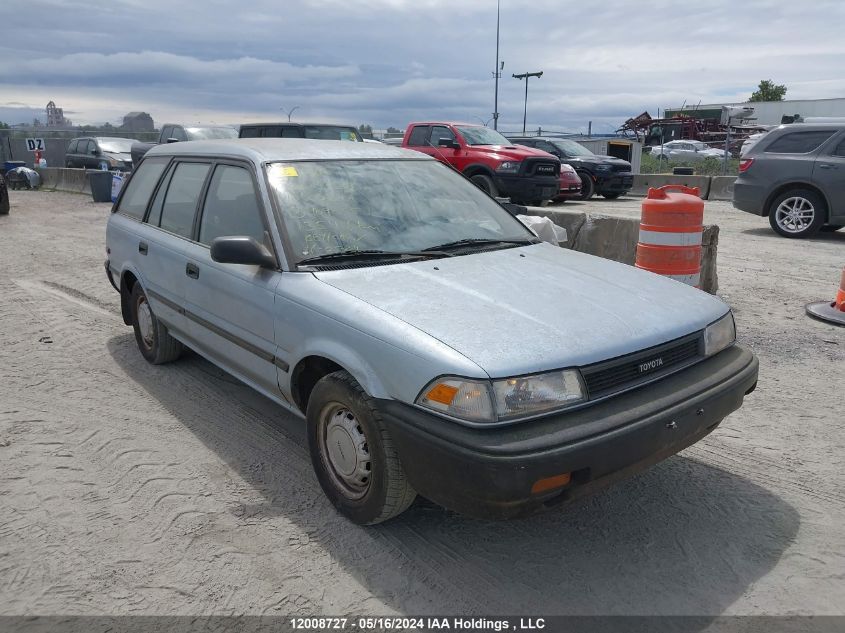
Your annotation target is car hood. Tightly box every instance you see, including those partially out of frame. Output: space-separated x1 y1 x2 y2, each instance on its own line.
566 155 631 170
104 152 132 162
314 243 728 377
467 144 557 161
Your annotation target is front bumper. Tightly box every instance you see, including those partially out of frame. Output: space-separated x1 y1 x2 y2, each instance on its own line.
494 173 560 203
381 345 758 519
596 172 634 193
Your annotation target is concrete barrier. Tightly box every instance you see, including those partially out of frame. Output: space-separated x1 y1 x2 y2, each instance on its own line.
522 206 719 294
708 176 736 201
37 167 92 195
629 174 711 199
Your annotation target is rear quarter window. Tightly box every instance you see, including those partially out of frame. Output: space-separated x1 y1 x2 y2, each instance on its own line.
115 157 169 220
765 130 836 154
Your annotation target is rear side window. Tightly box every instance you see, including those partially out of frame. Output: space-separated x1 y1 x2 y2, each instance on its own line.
198 165 265 245
68 140 79 153
831 137 845 157
407 126 430 146
115 157 169 220
239 127 261 138
158 162 211 238
765 131 835 154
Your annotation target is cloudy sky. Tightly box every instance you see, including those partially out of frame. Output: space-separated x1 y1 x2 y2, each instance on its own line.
1 0 843 133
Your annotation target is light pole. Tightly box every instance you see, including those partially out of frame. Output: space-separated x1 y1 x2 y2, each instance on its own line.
512 71 542 135
280 106 300 122
493 0 502 130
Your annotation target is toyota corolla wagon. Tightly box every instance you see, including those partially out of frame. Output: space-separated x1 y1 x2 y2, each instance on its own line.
105 139 758 524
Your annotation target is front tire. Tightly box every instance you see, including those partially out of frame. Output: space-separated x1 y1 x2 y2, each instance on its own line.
307 371 416 525
469 173 498 198
768 189 826 238
601 192 622 199
0 175 8 215
577 172 594 199
130 283 182 364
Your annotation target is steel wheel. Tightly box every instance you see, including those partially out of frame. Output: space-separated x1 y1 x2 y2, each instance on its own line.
319 403 372 500
775 196 816 234
135 294 154 351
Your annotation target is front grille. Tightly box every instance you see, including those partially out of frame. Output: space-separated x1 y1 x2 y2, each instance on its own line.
581 333 702 399
612 163 632 173
522 157 559 177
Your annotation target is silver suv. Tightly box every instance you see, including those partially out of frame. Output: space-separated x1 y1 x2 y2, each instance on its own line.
106 139 757 524
733 123 845 238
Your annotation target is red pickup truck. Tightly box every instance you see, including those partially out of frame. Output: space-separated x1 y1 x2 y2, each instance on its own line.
402 122 561 205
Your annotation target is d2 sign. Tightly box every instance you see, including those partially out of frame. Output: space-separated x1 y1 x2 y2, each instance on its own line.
26 138 45 152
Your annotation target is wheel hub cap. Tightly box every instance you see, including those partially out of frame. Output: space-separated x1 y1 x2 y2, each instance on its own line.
324 408 371 495
776 197 815 233
137 299 154 348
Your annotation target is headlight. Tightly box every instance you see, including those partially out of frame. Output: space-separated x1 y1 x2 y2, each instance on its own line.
703 312 736 357
496 161 521 173
416 369 585 424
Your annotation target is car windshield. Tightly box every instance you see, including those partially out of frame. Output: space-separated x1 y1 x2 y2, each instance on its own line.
303 126 362 142
97 138 134 153
455 126 512 146
550 139 594 157
185 127 238 140
266 160 534 263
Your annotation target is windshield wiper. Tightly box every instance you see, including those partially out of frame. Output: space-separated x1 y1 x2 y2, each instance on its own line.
297 249 451 266
422 238 537 251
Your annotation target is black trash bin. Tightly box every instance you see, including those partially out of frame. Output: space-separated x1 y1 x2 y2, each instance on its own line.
88 170 113 203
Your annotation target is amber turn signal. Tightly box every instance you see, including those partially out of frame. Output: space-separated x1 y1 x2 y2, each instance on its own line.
530 473 571 495
425 383 459 405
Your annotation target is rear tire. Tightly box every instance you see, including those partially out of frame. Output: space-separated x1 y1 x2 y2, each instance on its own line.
768 189 826 238
130 283 182 364
601 192 622 199
577 172 594 199
307 370 416 525
469 173 498 198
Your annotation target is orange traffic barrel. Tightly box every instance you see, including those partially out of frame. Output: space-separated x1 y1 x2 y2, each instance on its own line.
635 185 704 287
806 266 845 326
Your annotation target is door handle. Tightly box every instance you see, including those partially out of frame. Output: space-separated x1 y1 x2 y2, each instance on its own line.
819 163 837 169
185 262 199 279
138 242 148 255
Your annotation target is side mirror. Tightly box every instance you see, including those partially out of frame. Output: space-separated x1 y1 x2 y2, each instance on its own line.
166 137 179 144
437 138 460 150
210 236 276 268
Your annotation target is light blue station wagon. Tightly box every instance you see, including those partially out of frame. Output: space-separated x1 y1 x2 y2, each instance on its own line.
106 139 758 524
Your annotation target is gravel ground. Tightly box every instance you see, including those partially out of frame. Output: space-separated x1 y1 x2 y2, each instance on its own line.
1 189 843 617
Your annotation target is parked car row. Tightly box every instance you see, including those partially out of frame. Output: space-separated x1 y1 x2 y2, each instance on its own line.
67 119 633 205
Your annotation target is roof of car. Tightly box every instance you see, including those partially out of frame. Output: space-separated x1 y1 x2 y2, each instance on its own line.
239 122 357 128
145 138 433 162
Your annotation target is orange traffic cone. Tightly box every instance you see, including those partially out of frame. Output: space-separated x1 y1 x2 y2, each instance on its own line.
806 266 845 326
